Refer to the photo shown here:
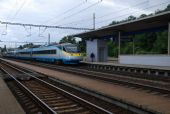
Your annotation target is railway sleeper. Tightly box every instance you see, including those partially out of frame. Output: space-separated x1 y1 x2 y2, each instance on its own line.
55 107 87 114
49 101 74 107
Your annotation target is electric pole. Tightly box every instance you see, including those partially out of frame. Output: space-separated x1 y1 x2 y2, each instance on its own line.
48 33 50 45
93 13 95 30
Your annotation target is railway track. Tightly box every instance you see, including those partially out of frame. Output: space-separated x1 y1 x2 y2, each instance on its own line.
0 61 147 114
6 81 46 114
0 62 115 114
7 59 170 96
6 58 170 83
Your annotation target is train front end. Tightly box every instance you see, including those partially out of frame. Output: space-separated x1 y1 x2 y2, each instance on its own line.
61 44 83 64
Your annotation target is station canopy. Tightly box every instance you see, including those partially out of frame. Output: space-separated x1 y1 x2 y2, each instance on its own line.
73 11 170 39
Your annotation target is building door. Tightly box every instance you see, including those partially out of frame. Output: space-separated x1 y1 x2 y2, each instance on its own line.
98 47 105 62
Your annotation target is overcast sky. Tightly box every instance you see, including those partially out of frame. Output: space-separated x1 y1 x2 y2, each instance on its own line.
0 0 170 48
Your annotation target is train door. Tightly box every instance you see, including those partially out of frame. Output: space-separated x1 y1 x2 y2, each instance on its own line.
58 46 62 58
30 51 32 59
98 47 105 62
55 46 63 64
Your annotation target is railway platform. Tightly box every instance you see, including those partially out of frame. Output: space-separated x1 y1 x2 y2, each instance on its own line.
81 61 170 70
0 75 25 114
81 61 170 77
2 58 170 114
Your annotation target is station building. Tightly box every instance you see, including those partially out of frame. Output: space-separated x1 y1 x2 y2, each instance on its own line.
73 11 170 67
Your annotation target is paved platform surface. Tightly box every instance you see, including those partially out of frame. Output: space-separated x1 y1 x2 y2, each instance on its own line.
81 61 170 70
0 76 25 114
2 59 170 114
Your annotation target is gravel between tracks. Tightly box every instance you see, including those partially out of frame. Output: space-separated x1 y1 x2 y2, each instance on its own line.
2 58 170 114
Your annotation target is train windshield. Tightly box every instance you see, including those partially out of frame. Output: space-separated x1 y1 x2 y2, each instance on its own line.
64 45 79 53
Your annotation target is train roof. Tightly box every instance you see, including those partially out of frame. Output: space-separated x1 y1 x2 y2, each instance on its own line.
14 43 76 52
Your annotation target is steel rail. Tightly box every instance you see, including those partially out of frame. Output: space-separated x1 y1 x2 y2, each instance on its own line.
1 60 164 114
19 61 170 95
2 62 113 114
0 65 57 114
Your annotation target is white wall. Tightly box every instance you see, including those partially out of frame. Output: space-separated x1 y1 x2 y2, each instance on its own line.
97 40 108 62
86 39 98 62
120 55 170 66
86 39 108 62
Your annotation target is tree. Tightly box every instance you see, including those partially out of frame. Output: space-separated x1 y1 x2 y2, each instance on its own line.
164 4 170 11
109 21 118 26
127 15 136 21
155 9 164 14
139 14 147 18
18 43 34 49
18 45 23 49
59 36 76 44
107 41 118 57
23 43 34 48
78 40 86 53
1 45 7 52
152 31 168 54
106 3 170 57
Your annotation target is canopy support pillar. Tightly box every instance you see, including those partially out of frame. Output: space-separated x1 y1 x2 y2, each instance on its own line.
168 22 170 55
118 31 121 57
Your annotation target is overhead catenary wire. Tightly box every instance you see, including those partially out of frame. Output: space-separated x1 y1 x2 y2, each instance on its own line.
83 0 170 29
1 24 8 35
95 0 149 19
57 0 149 27
6 0 18 21
11 0 27 20
1 0 169 46
67 0 170 37
43 0 88 24
0 40 46 48
23 26 32 37
58 17 92 26
0 20 91 42
38 27 47 37
0 21 93 30
52 0 102 25
0 40 46 44
96 1 170 24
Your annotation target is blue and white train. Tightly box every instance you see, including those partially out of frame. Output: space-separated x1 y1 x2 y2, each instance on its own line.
4 43 83 64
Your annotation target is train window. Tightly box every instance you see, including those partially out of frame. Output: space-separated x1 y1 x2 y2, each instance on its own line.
19 52 30 54
64 45 79 53
52 50 56 54
32 49 56 54
49 50 52 54
44 50 47 54
58 46 62 50
63 47 66 52
49 50 56 54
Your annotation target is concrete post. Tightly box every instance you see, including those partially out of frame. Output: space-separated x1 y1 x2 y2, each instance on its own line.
168 22 170 55
133 38 135 55
118 31 121 57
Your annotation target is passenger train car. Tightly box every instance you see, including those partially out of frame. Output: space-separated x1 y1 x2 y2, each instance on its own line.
4 43 82 64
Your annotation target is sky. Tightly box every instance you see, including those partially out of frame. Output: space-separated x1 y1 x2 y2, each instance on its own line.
0 0 170 48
